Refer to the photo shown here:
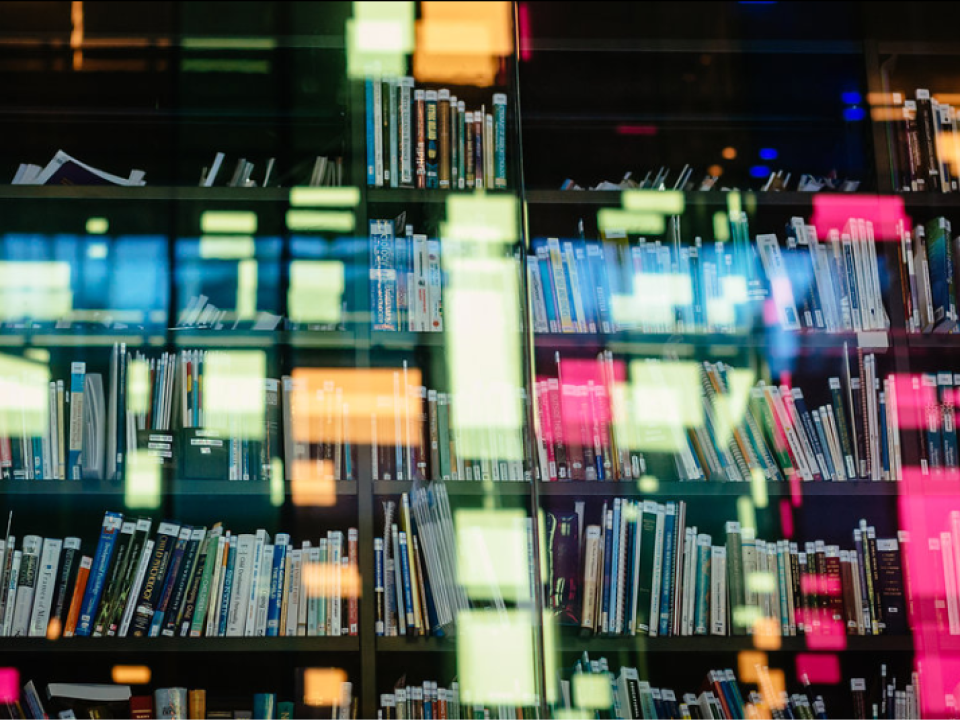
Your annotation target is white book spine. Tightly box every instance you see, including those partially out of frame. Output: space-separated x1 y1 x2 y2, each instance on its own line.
244 530 268 637
710 546 726 636
119 540 154 638
255 544 274 637
11 535 42 637
648 505 666 637
227 534 254 637
286 549 302 638
28 537 62 636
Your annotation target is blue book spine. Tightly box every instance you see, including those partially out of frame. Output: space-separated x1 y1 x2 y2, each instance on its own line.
253 694 276 721
536 246 559 333
560 245 581 331
608 499 621 634
940 373 958 469
587 242 614 334
574 246 598 334
600 508 613 634
68 361 86 479
396 226 410 330
374 538 384 636
32 437 42 479
366 77 376 186
217 538 237 637
76 511 124 636
149 528 190 637
398 531 415 630
879 392 890 477
493 93 507 188
116 346 127 480
792 392 826 480
924 374 943 470
842 241 861 328
658 505 676 636
370 219 398 331
811 410 837 481
266 538 288 637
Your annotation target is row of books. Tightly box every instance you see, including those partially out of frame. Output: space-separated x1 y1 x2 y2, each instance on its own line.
370 215 444 332
378 680 471 721
529 214 888 336
888 89 959 193
11 681 322 720
0 510 359 639
365 76 507 190
560 168 861 193
546 501 907 638
898 216 960 334
375 484 469 638
535 351 900 483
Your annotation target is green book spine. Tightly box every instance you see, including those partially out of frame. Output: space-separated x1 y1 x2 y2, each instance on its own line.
751 388 793 476
726 521 746 636
188 529 222 636
634 501 658 635
829 378 858 478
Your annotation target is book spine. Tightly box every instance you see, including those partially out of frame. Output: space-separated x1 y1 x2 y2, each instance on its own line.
438 89 451 189
185 530 219 636
68 361 86 479
373 73 384 187
76 511 124 636
388 78 399 188
130 522 180 637
62 554 91 638
150 526 193 637
366 76 376 186
494 93 507 188
398 531 415 631
399 77 414 186
28 537 62 637
415 89 426 189
348 528 359 636
425 90 439 188
916 90 942 191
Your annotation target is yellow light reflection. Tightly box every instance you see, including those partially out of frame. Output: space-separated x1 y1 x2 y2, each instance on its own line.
285 210 356 233
543 612 558 704
737 496 756 535
456 508 529 601
713 212 730 242
290 187 360 207
625 361 702 452
236 259 258 320
751 468 769 509
301 561 361 598
753 616 782 651
738 651 768 683
85 217 108 234
0 262 72 321
199 236 255 259
441 193 518 246
270 458 284 507
413 1 512 86
458 608 537 706
638 474 659 493
445 256 522 460
573 673 612 710
303 668 348 707
727 191 742 216
290 368 421 445
46 618 61 641
200 211 257 234
622 190 684 214
203 352 267 440
346 2 415 79
288 261 345 325
597 209 665 235
612 273 692 330
126 359 150 415
0 355 49 436
124 450 161 509
747 572 776 594
112 665 151 685
291 460 336 507
733 605 763 634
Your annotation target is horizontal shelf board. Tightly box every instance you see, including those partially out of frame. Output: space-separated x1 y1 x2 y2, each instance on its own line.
0 480 357 496
377 635 913 653
0 33 347 50
906 334 960 349
374 480 531 496
366 188 516 204
877 41 960 56
524 39 863 55
534 330 888 354
0 186 294 202
535 481 903 497
559 635 913 653
3 636 359 653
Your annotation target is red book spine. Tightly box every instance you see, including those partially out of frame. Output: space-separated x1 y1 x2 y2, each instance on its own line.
415 90 426 190
63 555 92 638
347 528 359 636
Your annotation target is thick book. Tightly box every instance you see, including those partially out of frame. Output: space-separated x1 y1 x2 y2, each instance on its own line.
75 511 124 636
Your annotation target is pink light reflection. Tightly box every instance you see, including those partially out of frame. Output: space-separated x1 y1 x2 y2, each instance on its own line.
0 668 18 704
518 3 532 61
616 125 658 136
795 653 841 685
779 499 794 538
810 195 910 241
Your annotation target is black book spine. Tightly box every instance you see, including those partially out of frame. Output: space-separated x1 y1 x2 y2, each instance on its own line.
106 520 151 636
50 539 81 627
92 521 135 636
916 91 941 192
129 522 180 637
163 529 203 637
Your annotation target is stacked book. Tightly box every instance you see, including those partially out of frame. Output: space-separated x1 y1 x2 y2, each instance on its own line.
535 351 901 483
897 216 960 333
365 76 507 190
546 502 908 639
0 511 359 639
887 89 960 193
369 216 444 333
530 215 888 336
375 484 470 638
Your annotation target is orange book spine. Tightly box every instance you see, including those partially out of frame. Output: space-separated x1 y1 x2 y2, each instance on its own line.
63 555 93 637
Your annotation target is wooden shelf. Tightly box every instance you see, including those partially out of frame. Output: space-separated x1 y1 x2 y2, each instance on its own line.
3 637 359 653
0 480 358 497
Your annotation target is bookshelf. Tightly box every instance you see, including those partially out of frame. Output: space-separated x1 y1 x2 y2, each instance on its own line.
6 2 960 719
